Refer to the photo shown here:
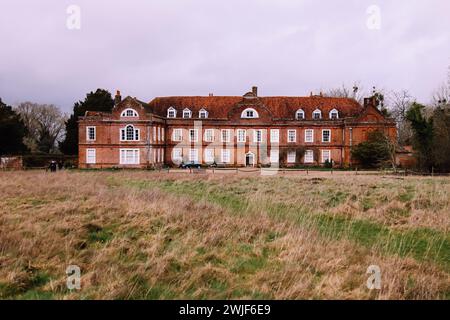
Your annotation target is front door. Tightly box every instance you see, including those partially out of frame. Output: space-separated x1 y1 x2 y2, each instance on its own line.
245 153 254 167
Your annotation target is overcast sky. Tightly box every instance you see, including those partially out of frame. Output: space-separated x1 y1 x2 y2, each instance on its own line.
1 0 449 112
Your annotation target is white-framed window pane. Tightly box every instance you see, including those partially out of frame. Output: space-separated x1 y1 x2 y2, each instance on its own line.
135 129 140 141
221 129 230 143
322 129 331 143
172 148 182 162
237 129 246 143
120 149 139 164
126 126 134 140
204 148 214 163
288 130 296 143
313 111 321 119
204 129 214 142
322 150 331 163
287 151 296 163
87 127 96 141
305 129 314 143
270 149 279 163
270 129 279 143
153 127 156 141
189 149 198 162
296 111 305 119
172 129 182 141
86 149 96 164
221 149 231 163
189 129 198 142
304 150 314 163
254 129 262 143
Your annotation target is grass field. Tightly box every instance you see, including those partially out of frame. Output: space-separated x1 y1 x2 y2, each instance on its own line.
0 170 449 299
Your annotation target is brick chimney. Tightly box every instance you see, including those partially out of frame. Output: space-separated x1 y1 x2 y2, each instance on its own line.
208 93 213 97
115 90 122 105
364 96 378 108
252 86 258 96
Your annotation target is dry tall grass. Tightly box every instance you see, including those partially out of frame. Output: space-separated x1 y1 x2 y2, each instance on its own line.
0 170 448 299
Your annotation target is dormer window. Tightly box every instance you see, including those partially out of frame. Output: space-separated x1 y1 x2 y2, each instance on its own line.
329 109 339 119
121 108 138 117
199 108 208 119
296 109 305 120
183 108 192 118
167 107 176 118
313 109 322 120
241 108 259 119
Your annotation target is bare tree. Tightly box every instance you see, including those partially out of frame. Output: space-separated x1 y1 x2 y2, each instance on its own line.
387 90 415 146
16 102 67 153
323 82 365 104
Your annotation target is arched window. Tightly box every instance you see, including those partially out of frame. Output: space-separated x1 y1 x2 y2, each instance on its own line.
167 107 177 118
329 109 339 119
241 108 259 119
199 108 208 119
295 109 305 120
312 109 322 120
121 108 138 117
183 108 192 118
120 125 140 141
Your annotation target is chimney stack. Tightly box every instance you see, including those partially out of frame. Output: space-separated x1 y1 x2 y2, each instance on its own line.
363 97 377 108
252 86 258 96
115 90 122 105
208 93 213 97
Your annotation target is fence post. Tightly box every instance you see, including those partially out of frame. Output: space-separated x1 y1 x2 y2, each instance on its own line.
355 167 358 175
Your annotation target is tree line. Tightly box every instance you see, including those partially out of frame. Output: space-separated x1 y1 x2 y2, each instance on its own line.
1 74 449 172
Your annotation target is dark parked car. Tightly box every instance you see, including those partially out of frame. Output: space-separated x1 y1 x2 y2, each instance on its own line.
179 161 201 169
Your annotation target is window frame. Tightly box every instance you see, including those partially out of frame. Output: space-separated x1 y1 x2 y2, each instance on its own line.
172 128 183 142
120 108 139 117
86 126 96 141
199 108 208 119
182 108 192 119
253 129 263 143
329 109 339 120
287 150 296 163
322 129 331 143
270 149 279 163
241 108 259 119
189 129 198 142
221 149 231 163
221 129 231 143
189 148 198 162
295 109 305 120
287 129 296 143
304 129 314 143
86 148 96 164
204 129 214 142
237 129 246 143
120 125 140 141
304 150 314 163
119 148 140 165
312 109 322 120
167 107 177 118
321 150 331 163
204 148 215 163
270 129 280 143
172 148 183 162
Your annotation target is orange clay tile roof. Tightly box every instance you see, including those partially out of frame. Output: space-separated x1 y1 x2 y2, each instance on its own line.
147 96 363 119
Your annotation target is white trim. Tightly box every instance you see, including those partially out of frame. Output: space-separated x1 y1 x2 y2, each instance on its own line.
241 108 259 119
304 150 314 163
312 109 322 119
120 149 140 165
189 148 199 162
295 109 305 120
199 108 208 119
86 126 96 141
86 148 96 164
287 150 296 163
183 108 192 118
167 107 177 118
322 129 331 143
270 129 279 143
204 148 215 163
253 129 263 143
329 109 339 119
121 108 138 117
237 129 246 143
245 152 255 167
120 124 140 141
204 129 214 142
189 129 198 142
304 129 314 143
321 150 331 163
270 149 279 163
172 148 182 163
287 129 296 143
221 129 231 143
172 128 183 141
221 149 231 163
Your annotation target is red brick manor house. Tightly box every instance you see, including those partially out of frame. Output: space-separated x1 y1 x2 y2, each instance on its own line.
78 87 396 168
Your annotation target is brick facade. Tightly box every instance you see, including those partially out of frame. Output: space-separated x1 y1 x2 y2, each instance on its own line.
78 87 396 168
